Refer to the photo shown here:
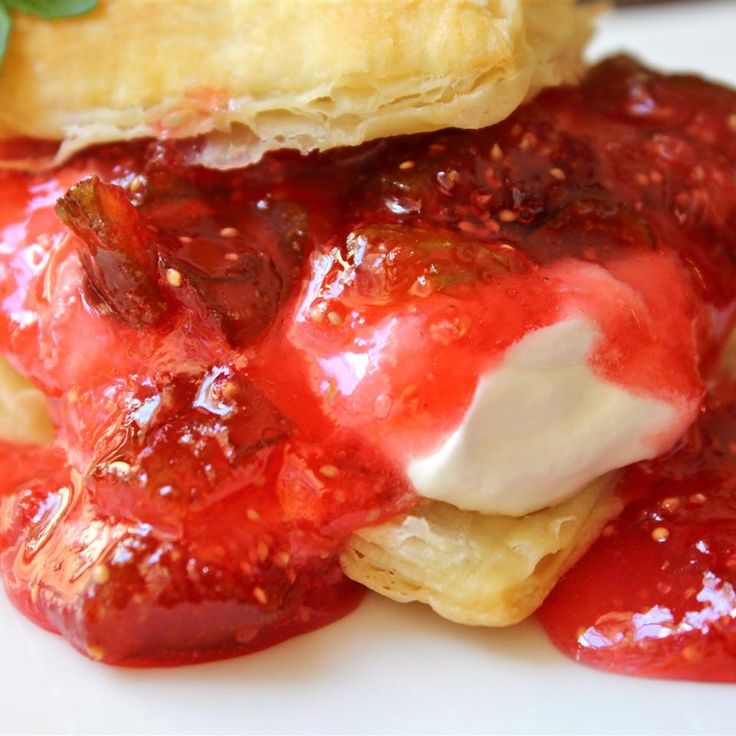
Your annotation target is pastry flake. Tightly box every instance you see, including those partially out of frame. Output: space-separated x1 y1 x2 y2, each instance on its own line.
342 476 621 626
0 0 596 167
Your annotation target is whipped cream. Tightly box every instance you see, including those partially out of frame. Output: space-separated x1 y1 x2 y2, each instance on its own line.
406 317 691 516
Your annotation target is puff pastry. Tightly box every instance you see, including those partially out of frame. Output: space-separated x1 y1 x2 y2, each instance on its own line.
0 358 53 446
0 0 595 167
341 478 621 626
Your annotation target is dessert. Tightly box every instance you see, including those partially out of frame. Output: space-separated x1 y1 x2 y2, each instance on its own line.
0 0 735 681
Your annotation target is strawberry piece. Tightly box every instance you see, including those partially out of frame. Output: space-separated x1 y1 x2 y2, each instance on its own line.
56 177 169 327
81 367 293 529
0 442 364 665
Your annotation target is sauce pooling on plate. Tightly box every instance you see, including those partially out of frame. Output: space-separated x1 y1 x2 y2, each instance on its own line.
538 380 736 682
0 56 735 675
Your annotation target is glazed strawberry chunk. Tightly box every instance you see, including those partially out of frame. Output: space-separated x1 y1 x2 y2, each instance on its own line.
0 145 413 664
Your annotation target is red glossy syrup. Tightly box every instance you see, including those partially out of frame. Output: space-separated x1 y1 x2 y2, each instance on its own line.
0 56 735 672
538 381 736 681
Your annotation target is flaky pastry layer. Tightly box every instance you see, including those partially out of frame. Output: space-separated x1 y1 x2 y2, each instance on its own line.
0 0 595 167
0 358 53 446
341 477 621 626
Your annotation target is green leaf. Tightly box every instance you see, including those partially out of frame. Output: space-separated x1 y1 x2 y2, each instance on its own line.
6 0 97 19
0 2 10 66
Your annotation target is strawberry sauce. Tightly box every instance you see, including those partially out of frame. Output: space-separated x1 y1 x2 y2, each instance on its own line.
0 56 736 674
538 381 736 681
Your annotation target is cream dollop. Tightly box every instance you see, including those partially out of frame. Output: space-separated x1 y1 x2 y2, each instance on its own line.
406 317 692 516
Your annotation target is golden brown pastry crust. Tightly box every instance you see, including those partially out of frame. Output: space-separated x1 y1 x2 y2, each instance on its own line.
0 0 595 167
0 358 53 445
341 476 621 626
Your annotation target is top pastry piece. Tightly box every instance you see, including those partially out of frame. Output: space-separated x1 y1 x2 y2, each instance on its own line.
0 0 596 167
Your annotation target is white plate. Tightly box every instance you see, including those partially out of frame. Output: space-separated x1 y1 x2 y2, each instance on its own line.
3 3 736 734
